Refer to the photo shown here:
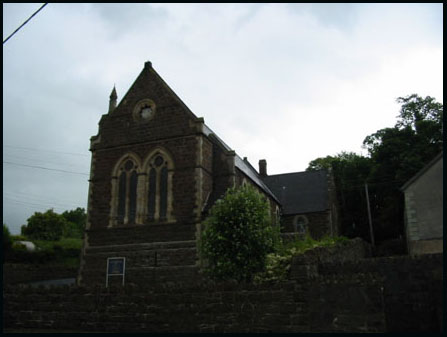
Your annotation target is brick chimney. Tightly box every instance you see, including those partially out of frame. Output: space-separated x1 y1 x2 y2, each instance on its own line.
259 159 267 177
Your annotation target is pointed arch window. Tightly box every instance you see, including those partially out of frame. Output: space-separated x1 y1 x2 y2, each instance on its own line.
111 157 140 226
144 151 174 223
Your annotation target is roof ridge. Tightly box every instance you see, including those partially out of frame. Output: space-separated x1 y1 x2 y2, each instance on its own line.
265 169 327 178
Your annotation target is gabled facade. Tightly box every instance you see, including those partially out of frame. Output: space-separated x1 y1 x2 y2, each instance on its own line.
261 166 339 239
78 62 337 286
401 152 443 255
78 62 280 286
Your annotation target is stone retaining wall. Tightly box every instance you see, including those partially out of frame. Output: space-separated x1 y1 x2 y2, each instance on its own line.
3 249 442 332
3 264 78 285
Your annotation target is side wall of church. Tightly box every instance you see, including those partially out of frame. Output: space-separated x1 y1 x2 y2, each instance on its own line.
235 169 280 225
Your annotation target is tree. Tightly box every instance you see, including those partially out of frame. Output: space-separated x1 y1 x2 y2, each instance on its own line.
307 152 373 241
199 185 280 282
306 94 442 245
22 209 68 241
61 207 86 238
362 94 443 242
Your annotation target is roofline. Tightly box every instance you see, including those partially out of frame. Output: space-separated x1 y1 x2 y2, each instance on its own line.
263 169 328 179
234 157 281 204
400 152 443 191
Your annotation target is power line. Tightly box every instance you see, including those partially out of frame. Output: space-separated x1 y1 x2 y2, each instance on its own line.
4 190 86 205
4 145 89 157
3 161 89 176
3 3 48 45
4 192 84 209
4 197 81 210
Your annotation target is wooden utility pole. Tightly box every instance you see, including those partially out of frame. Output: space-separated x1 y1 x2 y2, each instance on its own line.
364 182 375 247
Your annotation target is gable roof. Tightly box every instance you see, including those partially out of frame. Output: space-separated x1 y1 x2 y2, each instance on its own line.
113 61 199 121
400 152 443 192
203 124 279 203
262 170 329 215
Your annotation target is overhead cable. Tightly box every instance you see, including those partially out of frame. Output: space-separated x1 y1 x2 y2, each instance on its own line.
3 3 48 45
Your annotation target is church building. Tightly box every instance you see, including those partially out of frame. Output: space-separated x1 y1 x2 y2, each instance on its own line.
77 62 338 286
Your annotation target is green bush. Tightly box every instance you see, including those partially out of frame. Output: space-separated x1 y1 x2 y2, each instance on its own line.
11 234 28 242
22 209 68 241
199 185 281 282
254 234 349 283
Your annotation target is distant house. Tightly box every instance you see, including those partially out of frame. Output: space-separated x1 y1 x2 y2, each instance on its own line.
401 152 443 255
262 167 339 239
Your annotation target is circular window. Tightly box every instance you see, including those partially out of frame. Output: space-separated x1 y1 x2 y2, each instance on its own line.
133 99 156 121
124 160 134 171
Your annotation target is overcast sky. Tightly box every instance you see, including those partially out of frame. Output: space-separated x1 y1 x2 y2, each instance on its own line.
3 3 443 234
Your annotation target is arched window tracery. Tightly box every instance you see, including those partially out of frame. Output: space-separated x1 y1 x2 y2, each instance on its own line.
144 151 173 222
109 149 175 227
111 156 140 226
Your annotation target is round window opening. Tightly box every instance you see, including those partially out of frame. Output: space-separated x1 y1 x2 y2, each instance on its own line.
124 160 134 171
133 99 156 122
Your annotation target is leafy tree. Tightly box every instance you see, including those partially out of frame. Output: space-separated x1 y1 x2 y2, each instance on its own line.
362 94 443 242
62 207 86 238
22 209 68 241
307 152 373 241
307 94 443 245
199 185 281 282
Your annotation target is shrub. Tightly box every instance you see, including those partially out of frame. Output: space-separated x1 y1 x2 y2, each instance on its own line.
200 185 281 282
21 209 68 241
254 234 349 283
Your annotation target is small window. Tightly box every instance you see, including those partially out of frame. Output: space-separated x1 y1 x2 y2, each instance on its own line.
293 215 308 234
275 206 281 226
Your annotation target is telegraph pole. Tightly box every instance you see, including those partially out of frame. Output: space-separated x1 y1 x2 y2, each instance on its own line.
364 182 375 247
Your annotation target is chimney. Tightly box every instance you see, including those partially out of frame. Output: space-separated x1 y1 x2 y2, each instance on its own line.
259 159 267 177
108 86 117 113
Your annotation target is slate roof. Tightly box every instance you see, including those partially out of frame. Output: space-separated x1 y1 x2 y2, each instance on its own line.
262 170 329 215
202 124 279 203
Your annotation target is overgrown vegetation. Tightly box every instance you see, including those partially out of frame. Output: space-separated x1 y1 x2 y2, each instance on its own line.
3 207 85 268
5 235 82 268
200 185 281 282
21 208 86 241
254 234 349 284
307 94 443 244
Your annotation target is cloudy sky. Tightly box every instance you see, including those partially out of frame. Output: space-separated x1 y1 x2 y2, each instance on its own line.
3 3 443 234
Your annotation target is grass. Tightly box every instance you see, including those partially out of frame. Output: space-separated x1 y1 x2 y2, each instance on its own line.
6 236 82 268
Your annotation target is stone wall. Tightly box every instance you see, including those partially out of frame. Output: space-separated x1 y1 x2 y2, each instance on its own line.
78 223 198 286
4 281 310 333
4 252 442 333
3 264 77 286
291 253 443 333
403 154 443 255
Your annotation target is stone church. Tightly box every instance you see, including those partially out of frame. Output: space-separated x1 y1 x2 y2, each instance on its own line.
78 61 338 286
